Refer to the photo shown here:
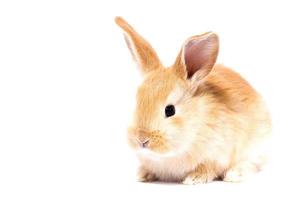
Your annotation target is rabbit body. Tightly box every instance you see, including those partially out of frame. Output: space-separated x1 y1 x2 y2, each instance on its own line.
116 17 271 184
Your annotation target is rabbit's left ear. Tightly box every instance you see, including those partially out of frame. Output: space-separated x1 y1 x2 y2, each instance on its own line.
173 32 219 85
115 17 162 75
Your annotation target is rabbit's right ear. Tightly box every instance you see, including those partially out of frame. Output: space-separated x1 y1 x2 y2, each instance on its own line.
115 17 162 75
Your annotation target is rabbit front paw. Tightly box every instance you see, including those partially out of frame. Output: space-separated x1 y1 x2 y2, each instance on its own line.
182 164 217 185
182 172 215 184
137 166 157 182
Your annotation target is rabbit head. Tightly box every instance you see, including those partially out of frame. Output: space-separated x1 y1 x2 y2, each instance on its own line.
115 17 219 157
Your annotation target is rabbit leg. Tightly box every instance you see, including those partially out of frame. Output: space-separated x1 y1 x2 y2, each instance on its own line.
182 164 218 185
223 161 259 182
137 166 158 182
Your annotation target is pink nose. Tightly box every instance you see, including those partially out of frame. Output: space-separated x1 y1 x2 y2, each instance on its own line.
137 138 150 148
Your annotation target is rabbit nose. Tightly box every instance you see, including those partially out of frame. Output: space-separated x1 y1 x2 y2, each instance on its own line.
136 128 151 148
137 138 150 148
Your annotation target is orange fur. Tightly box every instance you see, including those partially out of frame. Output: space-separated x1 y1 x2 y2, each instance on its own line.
116 17 271 184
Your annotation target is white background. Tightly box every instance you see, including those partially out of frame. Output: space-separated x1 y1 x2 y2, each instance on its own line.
1 0 300 199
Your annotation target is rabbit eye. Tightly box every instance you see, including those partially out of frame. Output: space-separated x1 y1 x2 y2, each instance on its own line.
165 105 175 117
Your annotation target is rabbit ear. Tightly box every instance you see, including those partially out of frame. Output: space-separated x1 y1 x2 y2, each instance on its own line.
173 32 219 83
115 17 162 74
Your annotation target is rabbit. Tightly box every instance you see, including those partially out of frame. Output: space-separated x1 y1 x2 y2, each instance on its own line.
115 17 271 184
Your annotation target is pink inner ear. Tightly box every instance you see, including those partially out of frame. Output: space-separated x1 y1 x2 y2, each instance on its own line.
124 35 137 62
184 38 212 79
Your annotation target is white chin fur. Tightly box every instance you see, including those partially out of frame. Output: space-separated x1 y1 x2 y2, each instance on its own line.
135 145 197 182
136 148 180 161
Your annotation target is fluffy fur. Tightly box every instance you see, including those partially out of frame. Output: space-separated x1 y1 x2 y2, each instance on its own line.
116 17 271 184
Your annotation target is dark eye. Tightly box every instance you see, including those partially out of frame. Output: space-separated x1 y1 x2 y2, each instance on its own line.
165 104 175 118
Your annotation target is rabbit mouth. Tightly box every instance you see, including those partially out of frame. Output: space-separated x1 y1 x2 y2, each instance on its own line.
127 128 168 152
135 136 169 154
